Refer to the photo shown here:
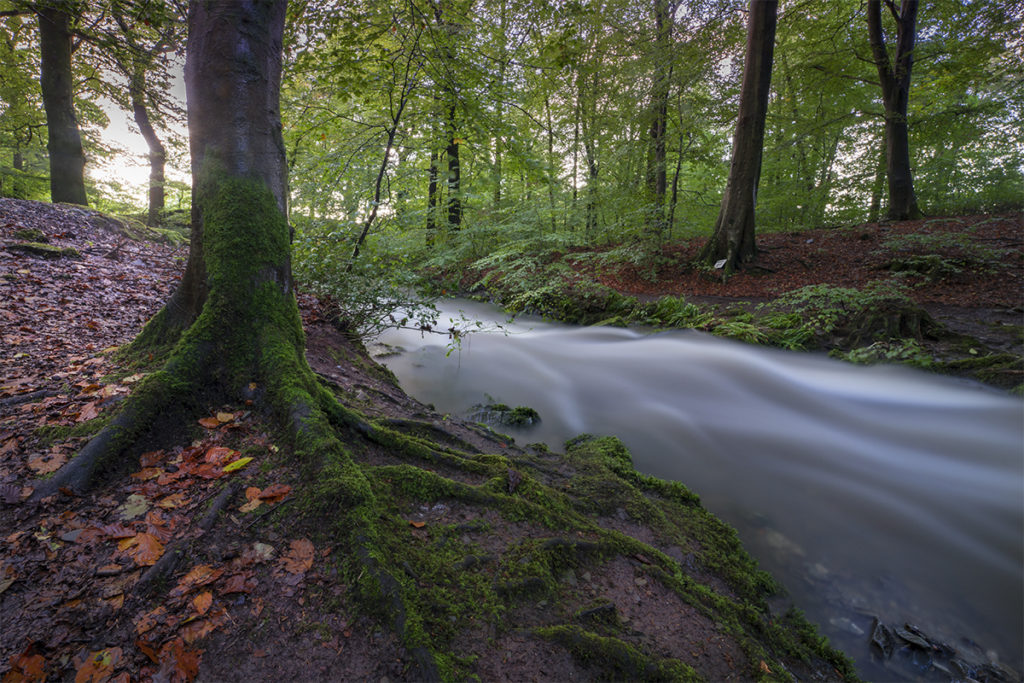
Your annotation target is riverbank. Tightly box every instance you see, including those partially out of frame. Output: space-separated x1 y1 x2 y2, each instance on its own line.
431 212 1023 392
1 200 860 680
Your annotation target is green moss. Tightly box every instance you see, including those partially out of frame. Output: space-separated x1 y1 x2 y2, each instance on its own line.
4 242 80 258
535 625 701 681
34 414 112 445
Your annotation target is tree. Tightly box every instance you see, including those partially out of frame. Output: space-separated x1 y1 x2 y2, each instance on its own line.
36 0 88 205
866 0 921 220
700 0 777 271
34 4 441 676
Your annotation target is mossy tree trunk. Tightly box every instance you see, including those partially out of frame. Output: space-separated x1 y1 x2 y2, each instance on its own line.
698 0 777 273
34 4 441 677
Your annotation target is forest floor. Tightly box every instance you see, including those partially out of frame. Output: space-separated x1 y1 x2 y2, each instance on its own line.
584 212 1024 383
0 199 1019 682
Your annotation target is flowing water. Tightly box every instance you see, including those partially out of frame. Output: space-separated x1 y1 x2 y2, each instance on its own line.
373 299 1024 680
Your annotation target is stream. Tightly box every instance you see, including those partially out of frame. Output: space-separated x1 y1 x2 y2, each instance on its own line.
372 298 1023 681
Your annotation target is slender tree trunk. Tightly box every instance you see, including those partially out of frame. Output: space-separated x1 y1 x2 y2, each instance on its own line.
868 127 886 222
446 104 461 229
37 4 88 206
867 0 921 220
129 69 166 226
545 98 557 232
426 147 439 245
699 0 777 271
645 0 671 239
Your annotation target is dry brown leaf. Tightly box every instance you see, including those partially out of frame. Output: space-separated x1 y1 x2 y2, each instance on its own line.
216 411 234 423
135 606 167 635
157 493 189 510
5 643 46 682
138 450 164 467
130 467 163 480
192 591 213 615
238 498 261 513
408 520 426 528
157 638 202 682
257 483 291 503
76 401 101 422
203 446 236 465
170 564 223 597
280 538 314 574
27 450 66 475
73 647 122 683
197 417 220 429
120 532 164 567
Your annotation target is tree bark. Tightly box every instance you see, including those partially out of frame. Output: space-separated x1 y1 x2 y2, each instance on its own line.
445 104 461 229
425 147 439 245
129 69 166 226
37 3 88 206
699 0 777 271
867 0 922 220
645 0 671 239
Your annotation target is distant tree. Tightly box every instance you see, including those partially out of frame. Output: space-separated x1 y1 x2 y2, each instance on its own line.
700 0 777 272
867 0 921 220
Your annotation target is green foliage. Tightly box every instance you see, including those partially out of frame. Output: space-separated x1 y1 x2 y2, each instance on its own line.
641 296 715 329
292 216 439 339
761 280 913 341
834 339 935 368
878 226 1012 280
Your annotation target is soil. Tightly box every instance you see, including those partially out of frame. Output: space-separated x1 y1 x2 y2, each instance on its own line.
0 199 1019 682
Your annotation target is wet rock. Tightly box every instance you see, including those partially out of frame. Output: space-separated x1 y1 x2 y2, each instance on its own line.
467 402 541 427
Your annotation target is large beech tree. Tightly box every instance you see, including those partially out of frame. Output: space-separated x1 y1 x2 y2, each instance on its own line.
34 4 439 677
867 0 921 220
699 0 777 271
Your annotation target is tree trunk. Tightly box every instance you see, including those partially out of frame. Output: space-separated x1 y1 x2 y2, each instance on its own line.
867 0 921 221
129 69 166 226
37 4 88 206
645 0 671 239
426 147 439 245
699 0 777 271
446 105 461 229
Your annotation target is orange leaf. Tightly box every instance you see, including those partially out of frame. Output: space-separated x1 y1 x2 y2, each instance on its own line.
27 450 67 475
203 446 236 465
135 639 160 663
238 498 262 513
180 608 228 643
157 638 202 682
73 647 122 683
280 538 314 574
170 564 223 597
157 493 189 509
408 520 426 528
257 483 291 503
198 417 220 428
130 467 163 480
135 606 167 635
122 532 164 566
192 591 213 615
6 643 46 682
216 411 234 423
244 486 262 501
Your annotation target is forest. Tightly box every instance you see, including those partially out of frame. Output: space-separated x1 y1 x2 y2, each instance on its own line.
1 0 1022 681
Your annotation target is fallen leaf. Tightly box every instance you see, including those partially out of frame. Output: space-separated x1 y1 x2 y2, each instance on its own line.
135 606 167 635
156 638 202 682
5 643 46 682
76 401 101 422
120 532 164 566
27 450 67 475
116 493 149 520
192 591 213 615
760 660 773 674
170 564 223 597
104 593 125 610
136 639 160 663
408 520 426 528
222 456 252 473
74 647 122 683
238 498 261 513
0 563 17 594
180 608 228 643
130 467 163 480
220 572 254 594
203 446 236 465
216 411 234 423
257 483 291 502
197 417 220 428
280 538 314 574
157 493 189 510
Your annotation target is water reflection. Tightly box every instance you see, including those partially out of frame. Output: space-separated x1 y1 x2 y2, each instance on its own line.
374 299 1024 679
